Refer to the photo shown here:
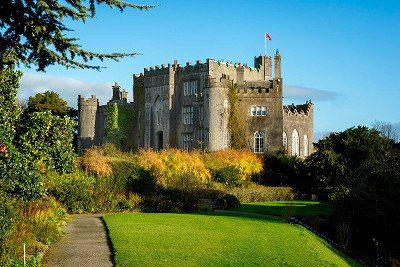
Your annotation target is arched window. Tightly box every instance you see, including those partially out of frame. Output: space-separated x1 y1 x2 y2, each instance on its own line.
254 131 265 153
303 134 309 157
291 129 299 156
283 132 288 150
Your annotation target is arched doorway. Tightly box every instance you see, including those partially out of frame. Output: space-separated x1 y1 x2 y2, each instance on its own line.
157 131 163 151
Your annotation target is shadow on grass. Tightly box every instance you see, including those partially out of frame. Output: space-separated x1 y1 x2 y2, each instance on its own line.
191 210 361 267
231 201 333 217
100 216 116 267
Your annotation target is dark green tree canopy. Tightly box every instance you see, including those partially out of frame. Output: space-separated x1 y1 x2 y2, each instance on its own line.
27 91 68 115
0 0 153 71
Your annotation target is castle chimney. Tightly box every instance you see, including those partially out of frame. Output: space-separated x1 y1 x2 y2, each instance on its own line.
274 50 281 78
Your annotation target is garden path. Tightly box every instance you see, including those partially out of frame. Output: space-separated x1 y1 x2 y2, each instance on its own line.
42 214 113 267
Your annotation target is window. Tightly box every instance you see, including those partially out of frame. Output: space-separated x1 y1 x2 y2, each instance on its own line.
183 81 198 96
182 106 194 125
283 132 288 150
156 108 162 125
198 106 204 126
224 131 230 148
182 133 193 151
291 129 300 156
254 131 265 153
250 106 267 116
304 134 309 157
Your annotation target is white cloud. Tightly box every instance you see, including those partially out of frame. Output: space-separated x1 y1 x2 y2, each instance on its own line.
19 73 113 108
284 85 338 102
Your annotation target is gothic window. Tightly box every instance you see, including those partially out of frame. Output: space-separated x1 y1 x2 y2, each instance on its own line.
291 129 300 156
250 106 267 116
181 133 193 151
304 134 309 157
156 108 162 125
224 131 230 148
182 106 194 125
254 131 265 153
283 132 288 150
183 81 198 96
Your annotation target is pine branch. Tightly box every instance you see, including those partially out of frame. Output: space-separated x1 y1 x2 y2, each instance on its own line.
0 0 155 71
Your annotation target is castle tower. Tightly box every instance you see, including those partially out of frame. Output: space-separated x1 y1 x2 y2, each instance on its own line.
254 55 272 80
274 50 281 78
120 90 128 102
77 95 98 152
112 82 121 101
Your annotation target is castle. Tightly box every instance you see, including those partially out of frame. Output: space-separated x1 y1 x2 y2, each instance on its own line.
78 50 314 157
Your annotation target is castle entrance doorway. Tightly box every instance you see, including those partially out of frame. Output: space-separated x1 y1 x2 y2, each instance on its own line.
157 131 163 151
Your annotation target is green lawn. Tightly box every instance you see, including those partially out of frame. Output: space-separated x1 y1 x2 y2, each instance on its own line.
104 212 359 266
232 201 333 216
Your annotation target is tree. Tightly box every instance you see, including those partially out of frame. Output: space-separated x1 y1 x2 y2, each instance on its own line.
0 0 154 71
372 120 398 141
27 91 68 116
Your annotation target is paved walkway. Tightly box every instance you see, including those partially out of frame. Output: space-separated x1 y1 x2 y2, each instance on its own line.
42 214 113 267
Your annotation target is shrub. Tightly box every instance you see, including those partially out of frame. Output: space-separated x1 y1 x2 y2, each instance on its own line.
0 196 66 266
213 166 241 187
78 147 112 176
222 194 241 209
139 187 236 213
228 185 294 203
203 149 263 185
45 170 96 213
138 149 211 189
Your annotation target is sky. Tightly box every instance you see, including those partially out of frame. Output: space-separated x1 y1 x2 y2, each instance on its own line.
18 0 400 134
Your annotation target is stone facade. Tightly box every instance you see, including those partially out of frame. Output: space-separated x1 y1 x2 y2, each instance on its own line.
78 51 314 158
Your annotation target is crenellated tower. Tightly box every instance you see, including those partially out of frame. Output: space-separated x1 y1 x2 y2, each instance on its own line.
254 55 272 80
77 95 98 152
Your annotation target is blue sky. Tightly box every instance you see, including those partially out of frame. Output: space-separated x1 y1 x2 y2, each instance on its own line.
18 0 400 133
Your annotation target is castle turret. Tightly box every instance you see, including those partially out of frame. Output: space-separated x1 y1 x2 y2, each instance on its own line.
274 50 281 78
112 82 121 101
77 95 98 152
254 55 272 80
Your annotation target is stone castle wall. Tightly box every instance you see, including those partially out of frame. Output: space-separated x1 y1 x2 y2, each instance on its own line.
78 51 314 157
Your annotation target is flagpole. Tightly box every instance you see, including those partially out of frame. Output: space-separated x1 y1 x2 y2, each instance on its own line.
264 32 266 56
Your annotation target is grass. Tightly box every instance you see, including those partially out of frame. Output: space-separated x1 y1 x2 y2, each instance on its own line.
104 212 359 266
231 200 333 216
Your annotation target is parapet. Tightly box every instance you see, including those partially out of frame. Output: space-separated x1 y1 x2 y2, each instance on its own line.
283 100 313 116
78 95 98 107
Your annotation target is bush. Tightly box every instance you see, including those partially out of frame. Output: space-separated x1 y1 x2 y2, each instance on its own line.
77 147 112 176
213 166 241 187
140 188 237 213
45 171 96 213
228 185 294 203
0 197 66 266
222 194 241 209
203 149 263 186
138 149 211 189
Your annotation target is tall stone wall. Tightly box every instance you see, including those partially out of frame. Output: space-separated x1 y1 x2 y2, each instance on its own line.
283 101 314 158
236 78 284 152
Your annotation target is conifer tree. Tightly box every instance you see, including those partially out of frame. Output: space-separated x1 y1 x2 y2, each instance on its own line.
0 0 153 71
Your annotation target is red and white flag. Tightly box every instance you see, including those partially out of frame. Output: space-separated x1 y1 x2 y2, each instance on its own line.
265 33 272 41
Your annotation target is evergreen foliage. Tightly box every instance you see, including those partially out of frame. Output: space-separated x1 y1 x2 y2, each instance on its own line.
27 91 69 116
0 0 154 71
0 68 75 200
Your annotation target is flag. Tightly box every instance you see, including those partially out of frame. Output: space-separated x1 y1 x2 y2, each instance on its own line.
265 33 272 41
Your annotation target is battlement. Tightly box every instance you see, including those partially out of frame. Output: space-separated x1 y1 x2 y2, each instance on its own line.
78 95 98 106
283 101 313 116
